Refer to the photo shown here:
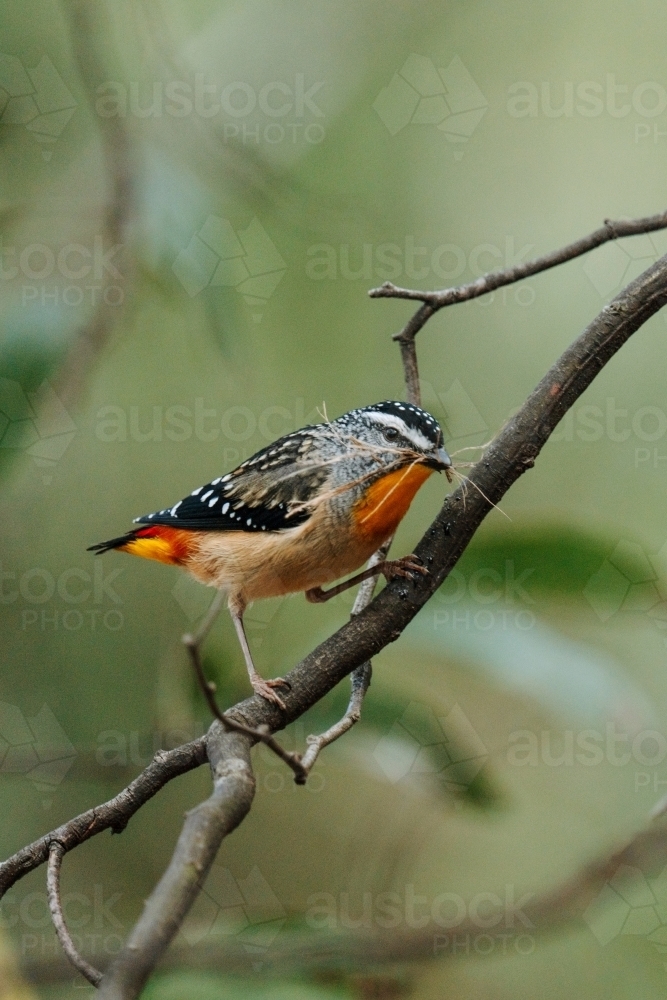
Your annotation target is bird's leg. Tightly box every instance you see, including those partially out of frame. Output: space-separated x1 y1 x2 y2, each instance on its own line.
305 553 428 604
229 603 290 710
182 604 307 781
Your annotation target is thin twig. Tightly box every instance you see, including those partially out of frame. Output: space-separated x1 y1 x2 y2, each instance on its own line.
369 209 667 348
182 633 308 783
399 336 423 405
47 842 103 987
298 542 391 775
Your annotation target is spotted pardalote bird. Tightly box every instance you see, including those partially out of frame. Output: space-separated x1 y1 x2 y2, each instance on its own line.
89 401 452 708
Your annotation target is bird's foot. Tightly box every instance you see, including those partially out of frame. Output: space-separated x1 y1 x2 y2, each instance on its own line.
251 676 291 710
381 554 428 582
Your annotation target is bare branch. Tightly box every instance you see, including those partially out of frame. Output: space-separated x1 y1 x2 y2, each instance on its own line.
95 244 666 995
399 333 423 405
299 662 371 774
204 252 667 748
47 842 103 987
0 738 207 897
369 209 667 348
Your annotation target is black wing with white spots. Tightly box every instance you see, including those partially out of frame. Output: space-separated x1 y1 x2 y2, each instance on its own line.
134 429 329 533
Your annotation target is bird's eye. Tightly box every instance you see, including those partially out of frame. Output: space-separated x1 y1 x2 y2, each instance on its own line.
383 427 399 441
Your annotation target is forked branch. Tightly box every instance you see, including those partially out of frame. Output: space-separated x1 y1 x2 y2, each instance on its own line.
369 209 667 401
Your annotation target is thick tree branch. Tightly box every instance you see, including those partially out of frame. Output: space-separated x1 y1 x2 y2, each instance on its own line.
214 252 667 743
369 209 667 349
98 725 255 999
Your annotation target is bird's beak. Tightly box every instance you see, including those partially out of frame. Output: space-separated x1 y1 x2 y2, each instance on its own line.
424 446 452 472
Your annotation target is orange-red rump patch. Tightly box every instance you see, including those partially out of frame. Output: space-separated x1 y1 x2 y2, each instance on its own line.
352 463 433 545
120 525 194 565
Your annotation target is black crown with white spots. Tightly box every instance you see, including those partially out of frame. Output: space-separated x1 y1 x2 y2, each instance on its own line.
344 401 442 448
132 400 445 534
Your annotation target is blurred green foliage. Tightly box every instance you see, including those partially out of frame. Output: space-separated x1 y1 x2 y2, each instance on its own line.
3 1 667 998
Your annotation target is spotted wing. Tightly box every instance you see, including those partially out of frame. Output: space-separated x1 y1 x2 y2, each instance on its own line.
134 429 330 532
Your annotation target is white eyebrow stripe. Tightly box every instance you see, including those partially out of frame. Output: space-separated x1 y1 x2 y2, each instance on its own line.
368 412 433 451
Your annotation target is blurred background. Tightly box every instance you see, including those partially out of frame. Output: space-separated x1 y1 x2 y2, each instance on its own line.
2 1 667 997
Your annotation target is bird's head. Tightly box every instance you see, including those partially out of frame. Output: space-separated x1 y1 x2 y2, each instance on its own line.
331 400 452 475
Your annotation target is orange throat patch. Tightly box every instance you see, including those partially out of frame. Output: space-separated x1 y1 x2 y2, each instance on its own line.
352 463 433 546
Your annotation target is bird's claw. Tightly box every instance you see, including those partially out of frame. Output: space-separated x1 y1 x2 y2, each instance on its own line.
252 677 289 709
382 554 428 582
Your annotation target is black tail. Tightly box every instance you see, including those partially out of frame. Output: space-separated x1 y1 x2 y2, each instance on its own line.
87 531 138 554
